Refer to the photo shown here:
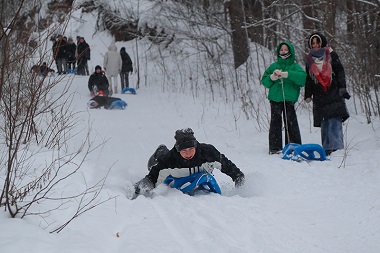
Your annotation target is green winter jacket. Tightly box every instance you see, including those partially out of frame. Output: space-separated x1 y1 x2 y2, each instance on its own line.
261 42 306 103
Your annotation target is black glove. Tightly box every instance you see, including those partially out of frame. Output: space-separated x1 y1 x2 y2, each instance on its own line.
234 171 245 187
134 176 154 195
339 88 351 100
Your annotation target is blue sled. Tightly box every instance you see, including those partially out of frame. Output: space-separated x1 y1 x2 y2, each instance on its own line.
121 87 137 95
164 172 221 195
282 143 327 161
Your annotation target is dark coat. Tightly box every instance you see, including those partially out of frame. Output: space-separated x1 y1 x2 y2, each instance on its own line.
120 49 133 73
90 96 121 109
304 50 349 127
146 143 244 186
65 42 77 62
77 41 90 60
53 39 67 59
88 72 109 92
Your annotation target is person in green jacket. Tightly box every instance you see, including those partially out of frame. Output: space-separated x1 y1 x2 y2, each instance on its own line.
261 42 307 154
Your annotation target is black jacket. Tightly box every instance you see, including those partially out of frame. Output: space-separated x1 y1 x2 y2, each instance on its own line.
53 39 67 59
66 42 77 62
88 72 109 92
77 41 90 60
305 50 349 127
90 96 121 109
147 143 244 186
120 49 133 73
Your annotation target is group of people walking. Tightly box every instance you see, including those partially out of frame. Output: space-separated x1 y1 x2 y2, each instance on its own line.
261 32 350 156
51 35 91 75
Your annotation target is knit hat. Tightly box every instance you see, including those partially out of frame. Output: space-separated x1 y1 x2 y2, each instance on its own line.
308 32 328 49
174 128 197 152
95 65 102 71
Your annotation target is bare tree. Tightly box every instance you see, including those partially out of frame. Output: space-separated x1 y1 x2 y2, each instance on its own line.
0 0 114 233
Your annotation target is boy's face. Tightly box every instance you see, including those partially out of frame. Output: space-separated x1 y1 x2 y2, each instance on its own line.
179 147 196 160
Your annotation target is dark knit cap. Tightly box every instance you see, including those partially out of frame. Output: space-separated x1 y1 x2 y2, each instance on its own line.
174 128 197 152
95 65 102 70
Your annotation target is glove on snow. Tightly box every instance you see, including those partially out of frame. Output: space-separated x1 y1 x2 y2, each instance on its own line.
234 172 245 188
134 176 154 195
339 88 351 100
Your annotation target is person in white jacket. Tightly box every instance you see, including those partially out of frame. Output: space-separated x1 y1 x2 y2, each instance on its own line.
103 43 122 94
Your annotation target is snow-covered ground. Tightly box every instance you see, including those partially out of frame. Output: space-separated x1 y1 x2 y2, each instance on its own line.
1 5 380 253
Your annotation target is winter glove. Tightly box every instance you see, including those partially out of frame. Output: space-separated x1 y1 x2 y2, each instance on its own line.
270 69 282 81
234 171 245 188
279 71 288 78
134 176 154 196
339 88 351 100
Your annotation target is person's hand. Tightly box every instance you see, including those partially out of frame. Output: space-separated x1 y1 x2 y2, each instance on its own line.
339 88 351 100
279 71 288 78
134 176 154 195
270 69 281 81
234 172 245 187
305 98 312 103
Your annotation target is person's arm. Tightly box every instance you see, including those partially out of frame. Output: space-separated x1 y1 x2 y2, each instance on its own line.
281 63 307 87
304 63 313 103
219 153 245 187
88 75 93 91
261 63 278 88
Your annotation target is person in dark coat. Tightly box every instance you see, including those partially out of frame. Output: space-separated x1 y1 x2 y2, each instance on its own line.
120 47 133 89
65 37 77 73
53 35 68 74
134 128 245 197
88 65 110 96
76 37 90 76
304 32 350 155
87 95 127 109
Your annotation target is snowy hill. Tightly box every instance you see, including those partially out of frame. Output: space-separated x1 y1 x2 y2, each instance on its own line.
1 5 380 253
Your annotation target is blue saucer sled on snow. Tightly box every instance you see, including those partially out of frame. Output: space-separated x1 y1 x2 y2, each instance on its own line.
281 143 327 161
164 172 221 195
121 87 137 95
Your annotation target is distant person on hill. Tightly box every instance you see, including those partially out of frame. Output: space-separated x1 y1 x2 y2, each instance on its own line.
76 37 90 76
304 32 350 156
133 128 245 197
66 37 77 73
120 47 133 89
88 65 110 96
261 42 307 155
53 35 68 75
103 42 122 94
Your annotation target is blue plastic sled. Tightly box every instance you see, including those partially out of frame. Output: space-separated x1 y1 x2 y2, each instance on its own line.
282 143 327 161
164 172 221 195
108 100 127 110
121 87 137 95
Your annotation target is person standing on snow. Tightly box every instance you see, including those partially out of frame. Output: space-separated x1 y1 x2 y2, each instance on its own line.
103 42 122 94
134 128 245 197
261 42 307 155
77 37 90 76
120 47 133 90
304 32 350 156
65 37 77 73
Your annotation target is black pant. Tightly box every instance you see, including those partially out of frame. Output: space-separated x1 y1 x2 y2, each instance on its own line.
120 72 130 89
269 101 302 151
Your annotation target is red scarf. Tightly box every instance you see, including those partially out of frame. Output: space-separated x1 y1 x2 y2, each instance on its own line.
307 47 332 92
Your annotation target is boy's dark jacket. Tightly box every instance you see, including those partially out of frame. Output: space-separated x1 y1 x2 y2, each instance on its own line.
146 143 244 186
